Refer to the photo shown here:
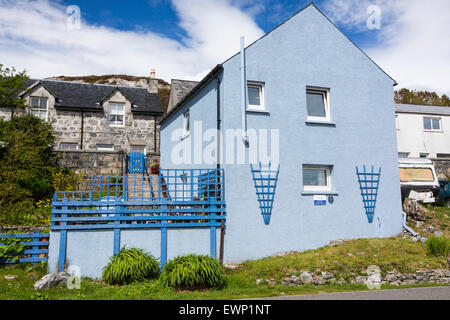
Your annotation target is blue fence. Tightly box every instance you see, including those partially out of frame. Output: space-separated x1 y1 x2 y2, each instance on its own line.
0 232 49 264
51 169 226 271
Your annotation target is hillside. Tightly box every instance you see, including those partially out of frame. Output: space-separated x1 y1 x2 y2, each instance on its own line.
46 74 171 113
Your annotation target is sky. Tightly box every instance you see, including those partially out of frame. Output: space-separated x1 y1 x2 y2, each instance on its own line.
0 0 448 95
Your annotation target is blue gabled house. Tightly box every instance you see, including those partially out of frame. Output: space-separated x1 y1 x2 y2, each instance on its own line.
160 3 403 263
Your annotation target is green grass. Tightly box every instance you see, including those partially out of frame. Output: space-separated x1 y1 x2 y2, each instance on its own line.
1 235 448 300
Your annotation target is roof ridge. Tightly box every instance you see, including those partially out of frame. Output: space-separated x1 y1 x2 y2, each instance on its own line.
39 78 148 90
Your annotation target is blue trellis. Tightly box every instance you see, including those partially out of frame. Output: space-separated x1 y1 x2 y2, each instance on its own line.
356 165 381 223
250 162 280 225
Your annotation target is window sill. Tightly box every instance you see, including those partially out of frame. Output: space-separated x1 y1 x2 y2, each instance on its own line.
246 109 270 115
424 130 443 133
305 120 336 127
301 191 339 196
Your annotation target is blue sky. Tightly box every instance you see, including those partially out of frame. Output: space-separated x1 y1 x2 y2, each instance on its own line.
0 0 448 94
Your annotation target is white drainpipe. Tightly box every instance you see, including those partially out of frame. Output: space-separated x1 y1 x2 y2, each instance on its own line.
240 36 248 144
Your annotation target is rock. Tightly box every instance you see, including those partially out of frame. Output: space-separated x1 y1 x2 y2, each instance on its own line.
267 279 276 287
34 272 70 291
321 272 335 280
426 225 436 233
385 274 398 282
313 276 326 285
300 272 314 284
434 231 443 237
419 236 427 243
4 275 17 280
402 279 417 285
402 198 427 221
353 276 367 285
412 237 419 242
256 278 265 285
391 281 401 286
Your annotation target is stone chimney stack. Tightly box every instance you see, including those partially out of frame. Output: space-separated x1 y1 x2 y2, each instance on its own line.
148 68 158 94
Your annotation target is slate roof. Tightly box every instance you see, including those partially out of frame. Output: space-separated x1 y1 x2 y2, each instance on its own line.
171 79 200 103
23 79 163 115
395 103 450 116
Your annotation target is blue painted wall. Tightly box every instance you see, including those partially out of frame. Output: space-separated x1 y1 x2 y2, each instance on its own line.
160 5 403 264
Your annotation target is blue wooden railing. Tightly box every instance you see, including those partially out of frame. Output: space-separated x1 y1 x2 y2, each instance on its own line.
0 232 49 264
51 169 226 270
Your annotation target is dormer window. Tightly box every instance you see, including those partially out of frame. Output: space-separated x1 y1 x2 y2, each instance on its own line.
109 102 125 127
28 96 48 121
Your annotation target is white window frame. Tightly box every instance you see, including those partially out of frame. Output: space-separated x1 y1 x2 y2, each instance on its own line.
108 102 125 127
247 82 265 111
28 96 49 121
302 165 332 192
398 152 410 158
306 87 331 122
395 115 399 130
423 116 441 132
96 144 115 151
60 142 79 151
183 109 190 136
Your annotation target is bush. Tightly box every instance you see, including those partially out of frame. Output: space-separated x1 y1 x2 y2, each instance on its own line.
426 236 450 257
160 254 225 290
102 248 159 285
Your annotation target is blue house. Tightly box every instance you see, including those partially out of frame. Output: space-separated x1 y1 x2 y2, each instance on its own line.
160 3 403 264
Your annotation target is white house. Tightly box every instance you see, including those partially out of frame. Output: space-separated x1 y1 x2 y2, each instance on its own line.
395 103 450 159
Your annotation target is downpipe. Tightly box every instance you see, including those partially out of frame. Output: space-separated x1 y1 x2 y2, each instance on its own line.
402 211 417 237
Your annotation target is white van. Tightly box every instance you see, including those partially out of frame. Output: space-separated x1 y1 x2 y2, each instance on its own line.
399 158 440 203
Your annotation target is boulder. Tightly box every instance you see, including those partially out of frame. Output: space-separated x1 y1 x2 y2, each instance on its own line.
300 272 314 284
34 272 70 291
402 198 427 221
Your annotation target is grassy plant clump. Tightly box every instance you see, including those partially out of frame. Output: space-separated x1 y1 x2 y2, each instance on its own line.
160 254 225 290
426 236 450 257
102 248 159 285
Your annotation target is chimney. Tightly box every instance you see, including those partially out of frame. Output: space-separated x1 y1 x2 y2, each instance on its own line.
148 68 158 94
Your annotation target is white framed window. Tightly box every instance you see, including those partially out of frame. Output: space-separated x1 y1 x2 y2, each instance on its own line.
96 144 114 151
303 165 332 192
306 87 330 122
109 102 125 127
60 142 78 151
423 117 441 131
130 145 146 154
247 82 264 111
419 153 429 158
28 96 48 121
398 152 410 158
437 153 450 159
183 110 190 136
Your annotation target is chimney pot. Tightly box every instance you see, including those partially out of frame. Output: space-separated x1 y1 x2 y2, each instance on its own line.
150 69 156 79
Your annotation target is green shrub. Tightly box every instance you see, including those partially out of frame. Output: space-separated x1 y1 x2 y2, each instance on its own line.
160 254 225 290
426 236 450 257
102 248 159 285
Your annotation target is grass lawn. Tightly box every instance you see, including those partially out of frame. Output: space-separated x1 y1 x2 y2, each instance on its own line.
1 235 448 300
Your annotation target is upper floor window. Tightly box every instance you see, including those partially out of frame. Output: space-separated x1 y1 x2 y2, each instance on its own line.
303 165 332 192
306 87 330 122
247 82 264 111
28 96 48 121
398 152 409 158
183 110 190 136
423 117 441 131
109 102 125 127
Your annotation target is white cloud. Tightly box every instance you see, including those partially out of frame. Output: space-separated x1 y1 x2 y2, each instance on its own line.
0 0 264 81
323 0 450 95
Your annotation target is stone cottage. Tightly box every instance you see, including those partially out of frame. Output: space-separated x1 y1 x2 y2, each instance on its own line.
0 72 164 176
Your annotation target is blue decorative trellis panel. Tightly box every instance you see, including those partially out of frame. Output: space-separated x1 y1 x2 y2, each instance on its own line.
0 232 49 264
250 162 280 225
51 169 226 271
356 165 381 223
126 152 147 174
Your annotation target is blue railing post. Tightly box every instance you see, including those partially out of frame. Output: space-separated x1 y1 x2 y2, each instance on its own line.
58 199 68 272
32 231 39 265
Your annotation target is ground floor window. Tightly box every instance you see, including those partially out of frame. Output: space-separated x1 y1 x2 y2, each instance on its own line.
60 142 78 151
302 165 332 192
130 145 146 154
96 144 114 151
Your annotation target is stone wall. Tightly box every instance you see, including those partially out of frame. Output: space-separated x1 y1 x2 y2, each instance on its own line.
432 159 450 180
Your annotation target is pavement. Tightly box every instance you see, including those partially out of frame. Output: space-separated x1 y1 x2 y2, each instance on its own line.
255 286 450 300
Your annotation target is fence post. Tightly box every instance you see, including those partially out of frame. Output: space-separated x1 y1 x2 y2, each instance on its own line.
58 198 68 272
32 231 39 265
113 198 121 256
159 173 167 270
